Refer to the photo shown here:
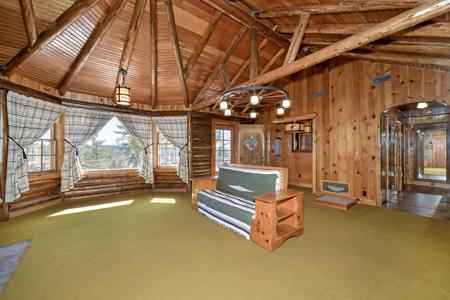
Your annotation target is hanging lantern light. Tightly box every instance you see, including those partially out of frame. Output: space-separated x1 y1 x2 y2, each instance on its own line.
276 107 285 116
114 69 131 106
250 94 260 105
282 98 291 109
219 100 228 110
224 108 232 116
250 111 257 119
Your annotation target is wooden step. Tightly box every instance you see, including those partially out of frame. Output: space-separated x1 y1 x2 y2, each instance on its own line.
314 194 358 210
12 192 61 210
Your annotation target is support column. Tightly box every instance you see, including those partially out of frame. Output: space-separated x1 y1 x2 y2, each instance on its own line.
0 89 9 221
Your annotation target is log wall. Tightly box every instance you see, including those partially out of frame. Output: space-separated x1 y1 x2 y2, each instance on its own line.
262 58 450 206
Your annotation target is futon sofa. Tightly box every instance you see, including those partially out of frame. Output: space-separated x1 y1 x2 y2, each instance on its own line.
191 164 286 240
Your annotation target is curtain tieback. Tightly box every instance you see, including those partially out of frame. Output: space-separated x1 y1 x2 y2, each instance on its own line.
179 143 188 156
64 139 79 156
8 136 27 159
144 143 153 154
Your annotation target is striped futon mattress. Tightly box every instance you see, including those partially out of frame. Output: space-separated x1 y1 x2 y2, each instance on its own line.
197 189 255 240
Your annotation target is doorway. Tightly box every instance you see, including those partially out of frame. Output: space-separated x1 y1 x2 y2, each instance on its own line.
380 101 450 220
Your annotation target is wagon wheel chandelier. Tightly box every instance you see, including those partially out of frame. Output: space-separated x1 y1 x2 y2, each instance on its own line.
218 85 291 118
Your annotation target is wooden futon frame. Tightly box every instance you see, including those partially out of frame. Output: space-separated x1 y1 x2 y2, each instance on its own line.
191 164 304 251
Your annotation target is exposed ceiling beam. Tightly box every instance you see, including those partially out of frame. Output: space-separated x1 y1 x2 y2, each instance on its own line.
58 0 126 96
164 0 189 108
231 39 268 85
303 41 450 57
3 0 101 76
200 0 290 49
283 13 309 65
276 21 450 39
194 27 248 104
261 49 285 74
19 0 37 46
340 51 450 68
184 11 222 79
114 0 147 93
253 1 426 18
219 64 231 90
150 0 157 109
193 0 450 110
249 29 259 80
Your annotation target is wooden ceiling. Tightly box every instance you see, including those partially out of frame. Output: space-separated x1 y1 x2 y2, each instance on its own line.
0 0 449 110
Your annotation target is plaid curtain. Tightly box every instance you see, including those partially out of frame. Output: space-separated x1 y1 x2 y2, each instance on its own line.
6 92 65 202
61 108 113 192
117 114 154 183
155 116 189 183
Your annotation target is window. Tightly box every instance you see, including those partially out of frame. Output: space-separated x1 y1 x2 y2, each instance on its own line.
215 128 232 171
157 131 179 167
26 128 56 172
78 117 141 170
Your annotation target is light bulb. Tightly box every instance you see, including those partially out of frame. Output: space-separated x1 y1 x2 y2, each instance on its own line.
417 102 428 109
276 107 285 116
219 101 228 110
282 98 291 109
250 94 260 105
250 111 257 119
224 108 232 116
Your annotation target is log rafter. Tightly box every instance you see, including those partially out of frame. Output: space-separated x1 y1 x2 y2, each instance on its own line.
193 0 450 110
283 13 309 65
3 0 101 76
19 0 38 47
249 28 259 80
115 0 147 93
184 11 222 79
164 0 189 108
253 1 427 18
200 0 290 49
58 0 127 96
276 21 450 39
150 0 157 109
194 27 248 104
231 39 268 86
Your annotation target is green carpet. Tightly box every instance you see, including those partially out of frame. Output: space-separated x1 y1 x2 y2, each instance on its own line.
0 189 449 300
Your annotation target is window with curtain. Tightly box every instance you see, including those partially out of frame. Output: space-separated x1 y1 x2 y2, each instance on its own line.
26 128 56 172
78 117 141 170
215 128 232 171
158 131 179 167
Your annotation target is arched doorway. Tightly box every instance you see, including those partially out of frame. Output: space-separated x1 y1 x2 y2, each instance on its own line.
380 101 450 220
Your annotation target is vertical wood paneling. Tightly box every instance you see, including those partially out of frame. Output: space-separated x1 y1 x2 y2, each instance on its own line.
271 58 449 206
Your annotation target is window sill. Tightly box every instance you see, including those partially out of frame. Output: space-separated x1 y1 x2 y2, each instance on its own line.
82 169 141 177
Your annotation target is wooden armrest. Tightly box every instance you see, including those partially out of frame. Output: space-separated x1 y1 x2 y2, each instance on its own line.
254 189 303 203
190 176 218 209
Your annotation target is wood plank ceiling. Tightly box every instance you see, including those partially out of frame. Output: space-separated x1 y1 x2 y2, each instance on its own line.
0 0 448 110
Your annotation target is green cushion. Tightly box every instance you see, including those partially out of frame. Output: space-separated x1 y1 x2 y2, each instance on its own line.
216 167 278 201
197 191 254 226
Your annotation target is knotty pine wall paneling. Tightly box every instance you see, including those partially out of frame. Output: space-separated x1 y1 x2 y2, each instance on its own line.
263 58 450 206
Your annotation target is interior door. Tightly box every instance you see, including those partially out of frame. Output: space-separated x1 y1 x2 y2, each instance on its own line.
238 124 266 165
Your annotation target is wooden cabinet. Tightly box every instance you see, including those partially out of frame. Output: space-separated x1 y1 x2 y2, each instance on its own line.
251 190 304 251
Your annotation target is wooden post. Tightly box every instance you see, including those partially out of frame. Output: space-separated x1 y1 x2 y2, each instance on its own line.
164 0 190 108
283 13 309 65
249 29 259 80
219 64 231 90
3 0 101 76
19 0 38 46
231 39 268 85
58 0 127 96
0 89 9 221
150 0 158 109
